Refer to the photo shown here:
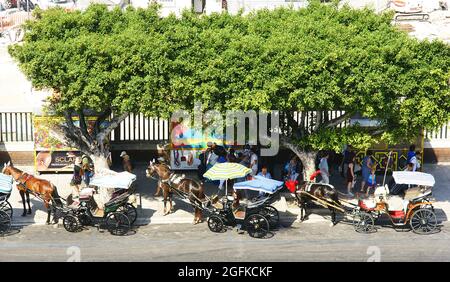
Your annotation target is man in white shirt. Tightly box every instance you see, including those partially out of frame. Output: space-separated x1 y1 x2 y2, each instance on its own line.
319 153 330 184
410 151 421 172
250 148 258 176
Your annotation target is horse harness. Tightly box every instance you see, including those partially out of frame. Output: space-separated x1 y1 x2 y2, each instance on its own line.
16 173 33 193
15 173 52 203
160 172 208 207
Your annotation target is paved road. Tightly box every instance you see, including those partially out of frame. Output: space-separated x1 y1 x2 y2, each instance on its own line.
1 220 450 262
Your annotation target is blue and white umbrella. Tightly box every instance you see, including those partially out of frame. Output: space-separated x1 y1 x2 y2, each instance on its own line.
233 175 284 194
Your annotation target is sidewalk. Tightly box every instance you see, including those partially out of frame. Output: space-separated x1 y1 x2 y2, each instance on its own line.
5 163 450 226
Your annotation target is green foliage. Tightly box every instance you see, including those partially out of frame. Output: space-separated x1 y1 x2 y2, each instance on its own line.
9 3 450 151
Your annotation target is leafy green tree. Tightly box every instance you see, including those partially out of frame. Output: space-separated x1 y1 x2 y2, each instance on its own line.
10 2 450 175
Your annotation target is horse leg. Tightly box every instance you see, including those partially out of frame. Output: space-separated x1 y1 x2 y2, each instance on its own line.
163 187 170 215
154 181 161 197
20 190 27 217
46 207 52 225
26 191 32 214
163 197 168 215
331 209 337 226
193 208 200 224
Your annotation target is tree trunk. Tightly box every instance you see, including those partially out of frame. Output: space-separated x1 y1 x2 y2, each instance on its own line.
91 155 110 173
297 151 317 181
49 110 128 173
281 137 318 181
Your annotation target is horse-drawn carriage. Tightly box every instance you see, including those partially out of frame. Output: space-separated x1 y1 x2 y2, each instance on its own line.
290 169 439 235
353 171 438 234
62 170 138 236
0 172 13 235
207 176 283 238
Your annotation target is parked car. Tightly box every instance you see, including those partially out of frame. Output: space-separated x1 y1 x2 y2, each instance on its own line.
29 0 73 10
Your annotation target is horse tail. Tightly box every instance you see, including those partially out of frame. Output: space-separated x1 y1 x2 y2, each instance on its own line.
51 185 64 207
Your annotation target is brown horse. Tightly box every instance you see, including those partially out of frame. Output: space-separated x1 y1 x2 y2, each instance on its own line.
2 162 63 224
296 181 341 225
146 160 206 224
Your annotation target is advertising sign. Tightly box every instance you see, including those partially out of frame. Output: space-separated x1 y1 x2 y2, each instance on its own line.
33 115 109 173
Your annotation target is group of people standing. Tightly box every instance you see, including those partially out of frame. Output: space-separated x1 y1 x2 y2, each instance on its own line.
339 144 422 198
341 147 375 197
198 143 264 195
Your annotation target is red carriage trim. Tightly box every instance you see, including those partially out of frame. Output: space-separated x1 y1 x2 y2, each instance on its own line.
309 170 321 181
285 180 298 193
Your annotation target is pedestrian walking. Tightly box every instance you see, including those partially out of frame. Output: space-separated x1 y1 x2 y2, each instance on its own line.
346 155 356 196
407 144 416 164
81 154 93 187
319 152 330 184
341 145 356 178
120 151 133 173
70 157 83 199
227 148 238 163
365 167 377 196
249 146 258 176
360 150 374 194
410 151 421 172
285 156 299 181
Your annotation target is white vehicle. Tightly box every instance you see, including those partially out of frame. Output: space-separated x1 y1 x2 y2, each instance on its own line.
30 0 74 10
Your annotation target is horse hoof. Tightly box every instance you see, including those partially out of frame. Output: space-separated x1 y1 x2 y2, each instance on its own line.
21 213 26 217
27 210 32 215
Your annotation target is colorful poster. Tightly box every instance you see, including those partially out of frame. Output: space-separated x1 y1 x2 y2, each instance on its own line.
169 120 239 170
33 115 109 173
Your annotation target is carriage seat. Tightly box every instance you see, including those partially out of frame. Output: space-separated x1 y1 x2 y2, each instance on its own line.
233 206 246 219
404 186 432 201
385 196 407 211
79 187 95 200
307 183 334 192
360 198 377 209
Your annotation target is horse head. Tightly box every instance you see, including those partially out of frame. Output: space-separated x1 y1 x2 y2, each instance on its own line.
146 159 157 178
146 159 171 180
2 161 11 175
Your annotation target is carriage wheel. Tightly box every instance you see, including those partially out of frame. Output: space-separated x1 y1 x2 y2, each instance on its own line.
259 206 279 229
353 211 375 233
207 215 224 233
0 200 13 218
410 208 438 235
116 203 137 225
246 214 270 239
106 212 130 236
63 215 80 233
0 210 11 235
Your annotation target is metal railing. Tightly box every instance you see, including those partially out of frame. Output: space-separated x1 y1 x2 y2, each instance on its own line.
0 112 34 142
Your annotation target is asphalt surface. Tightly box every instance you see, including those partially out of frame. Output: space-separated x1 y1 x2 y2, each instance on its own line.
1 220 450 262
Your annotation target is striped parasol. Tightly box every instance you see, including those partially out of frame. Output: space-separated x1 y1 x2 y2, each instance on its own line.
203 163 251 181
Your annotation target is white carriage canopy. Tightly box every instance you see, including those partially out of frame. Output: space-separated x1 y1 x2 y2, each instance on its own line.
392 171 435 187
0 173 13 194
89 169 137 189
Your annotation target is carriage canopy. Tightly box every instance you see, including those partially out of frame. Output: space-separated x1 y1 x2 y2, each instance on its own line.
233 176 284 194
0 173 13 194
392 171 435 187
90 169 137 189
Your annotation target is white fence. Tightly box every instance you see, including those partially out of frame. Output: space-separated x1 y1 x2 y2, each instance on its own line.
425 121 450 149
